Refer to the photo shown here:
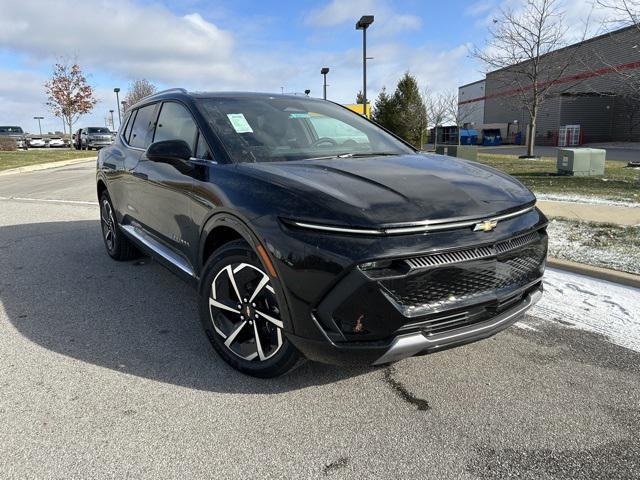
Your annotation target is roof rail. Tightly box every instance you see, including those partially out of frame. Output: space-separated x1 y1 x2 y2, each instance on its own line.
153 88 188 95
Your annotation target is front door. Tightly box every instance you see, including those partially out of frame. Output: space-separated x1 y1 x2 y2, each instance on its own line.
132 101 199 264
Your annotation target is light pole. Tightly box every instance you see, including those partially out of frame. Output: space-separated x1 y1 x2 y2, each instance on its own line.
113 88 121 127
121 101 127 115
356 15 374 117
109 110 115 130
33 116 44 135
320 67 330 100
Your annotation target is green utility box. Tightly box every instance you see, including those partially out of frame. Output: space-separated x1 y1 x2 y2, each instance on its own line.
435 145 478 161
557 148 606 176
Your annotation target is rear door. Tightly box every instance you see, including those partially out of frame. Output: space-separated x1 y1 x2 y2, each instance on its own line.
119 103 159 226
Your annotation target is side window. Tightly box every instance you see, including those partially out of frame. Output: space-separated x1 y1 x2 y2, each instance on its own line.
129 104 157 148
119 110 132 137
124 111 136 143
195 132 213 160
154 102 197 150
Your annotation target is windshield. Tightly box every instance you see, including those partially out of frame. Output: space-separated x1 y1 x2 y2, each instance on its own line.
87 127 111 134
0 126 24 134
196 96 414 163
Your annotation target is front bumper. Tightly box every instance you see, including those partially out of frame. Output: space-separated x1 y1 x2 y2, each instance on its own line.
282 226 547 366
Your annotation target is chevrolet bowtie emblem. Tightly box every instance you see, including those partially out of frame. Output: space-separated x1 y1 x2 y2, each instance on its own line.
473 219 498 232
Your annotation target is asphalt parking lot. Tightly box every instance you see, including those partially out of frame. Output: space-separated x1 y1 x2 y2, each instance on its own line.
1 161 639 479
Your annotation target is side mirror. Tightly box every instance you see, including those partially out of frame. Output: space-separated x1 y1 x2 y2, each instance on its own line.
146 139 192 163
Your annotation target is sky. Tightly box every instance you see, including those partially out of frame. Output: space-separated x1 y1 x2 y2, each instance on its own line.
0 0 617 134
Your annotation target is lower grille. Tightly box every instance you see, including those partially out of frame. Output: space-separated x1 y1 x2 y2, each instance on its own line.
380 233 547 316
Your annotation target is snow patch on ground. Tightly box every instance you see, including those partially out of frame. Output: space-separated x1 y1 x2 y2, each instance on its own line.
530 268 640 353
546 219 640 274
536 193 640 207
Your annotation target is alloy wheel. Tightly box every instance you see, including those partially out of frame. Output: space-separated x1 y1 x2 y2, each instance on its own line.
101 198 116 251
209 263 284 362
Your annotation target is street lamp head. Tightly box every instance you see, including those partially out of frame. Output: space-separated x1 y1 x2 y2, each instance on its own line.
304 89 311 95
109 109 114 113
356 15 374 30
320 67 330 75
114 87 120 93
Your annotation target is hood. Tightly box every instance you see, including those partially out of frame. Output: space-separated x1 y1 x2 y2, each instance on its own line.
242 153 535 226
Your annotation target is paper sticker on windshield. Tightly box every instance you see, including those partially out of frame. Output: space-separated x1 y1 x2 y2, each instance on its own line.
289 112 310 119
226 113 253 133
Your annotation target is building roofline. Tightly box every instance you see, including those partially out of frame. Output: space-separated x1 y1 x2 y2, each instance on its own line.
487 23 639 76
459 79 486 89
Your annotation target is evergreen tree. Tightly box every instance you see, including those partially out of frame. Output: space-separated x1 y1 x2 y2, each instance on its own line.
391 72 427 148
372 87 397 132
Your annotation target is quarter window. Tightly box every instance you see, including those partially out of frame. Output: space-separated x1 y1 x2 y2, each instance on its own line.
129 104 157 148
195 132 213 160
154 102 197 150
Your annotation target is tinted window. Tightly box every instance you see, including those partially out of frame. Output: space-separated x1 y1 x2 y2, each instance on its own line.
154 102 197 149
0 126 24 133
195 132 212 160
129 104 157 148
124 111 135 143
87 127 111 134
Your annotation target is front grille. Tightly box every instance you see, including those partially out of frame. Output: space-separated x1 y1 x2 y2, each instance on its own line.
380 231 547 316
405 231 539 270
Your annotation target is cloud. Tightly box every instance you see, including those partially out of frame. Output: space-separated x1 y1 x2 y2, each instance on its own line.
305 0 421 35
0 0 247 88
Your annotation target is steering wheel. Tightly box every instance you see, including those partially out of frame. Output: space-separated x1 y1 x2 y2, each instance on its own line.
311 137 338 148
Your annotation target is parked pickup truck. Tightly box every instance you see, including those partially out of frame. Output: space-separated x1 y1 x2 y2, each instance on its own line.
0 126 28 149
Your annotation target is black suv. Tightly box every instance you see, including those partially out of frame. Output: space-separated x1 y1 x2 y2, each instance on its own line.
97 89 547 377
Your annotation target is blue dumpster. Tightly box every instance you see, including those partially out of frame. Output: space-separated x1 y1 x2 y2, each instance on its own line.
482 128 502 146
460 129 478 145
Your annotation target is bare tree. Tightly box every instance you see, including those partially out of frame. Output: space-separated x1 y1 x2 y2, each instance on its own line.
124 79 157 107
424 89 450 150
472 0 581 157
45 61 97 149
443 91 482 145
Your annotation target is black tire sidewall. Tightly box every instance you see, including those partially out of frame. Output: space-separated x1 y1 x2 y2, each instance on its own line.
198 240 300 378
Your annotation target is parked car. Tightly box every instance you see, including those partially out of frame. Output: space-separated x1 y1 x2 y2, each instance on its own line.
0 126 28 149
48 137 65 148
79 127 114 150
28 136 46 148
97 89 547 377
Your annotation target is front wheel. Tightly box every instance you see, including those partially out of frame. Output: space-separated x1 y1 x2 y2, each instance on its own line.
199 240 301 378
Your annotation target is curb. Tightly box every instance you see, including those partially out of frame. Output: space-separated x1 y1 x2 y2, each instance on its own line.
0 157 96 176
547 257 640 289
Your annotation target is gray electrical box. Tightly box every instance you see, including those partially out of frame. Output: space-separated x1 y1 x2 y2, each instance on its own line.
435 145 478 161
557 148 606 176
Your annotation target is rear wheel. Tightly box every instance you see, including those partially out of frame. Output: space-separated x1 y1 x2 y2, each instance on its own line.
199 240 301 377
99 192 140 261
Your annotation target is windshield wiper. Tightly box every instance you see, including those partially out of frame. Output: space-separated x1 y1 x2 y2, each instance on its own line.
308 152 400 161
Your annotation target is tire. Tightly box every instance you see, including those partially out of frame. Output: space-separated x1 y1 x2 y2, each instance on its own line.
199 240 301 378
99 192 140 261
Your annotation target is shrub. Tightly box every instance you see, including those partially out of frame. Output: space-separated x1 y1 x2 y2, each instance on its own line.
0 137 18 151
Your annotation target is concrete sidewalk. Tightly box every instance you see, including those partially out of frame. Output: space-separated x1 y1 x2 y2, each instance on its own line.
537 200 640 226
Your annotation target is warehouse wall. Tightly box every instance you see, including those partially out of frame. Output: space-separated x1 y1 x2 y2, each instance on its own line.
458 80 485 126
480 25 640 143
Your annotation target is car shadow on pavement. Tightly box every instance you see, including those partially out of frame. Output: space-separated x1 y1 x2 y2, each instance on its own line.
0 220 372 393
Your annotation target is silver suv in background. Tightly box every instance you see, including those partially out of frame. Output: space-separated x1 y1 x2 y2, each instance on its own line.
0 126 28 149
77 127 114 150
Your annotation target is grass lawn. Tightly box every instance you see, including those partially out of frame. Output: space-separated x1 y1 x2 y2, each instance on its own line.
475 153 640 203
0 150 95 171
